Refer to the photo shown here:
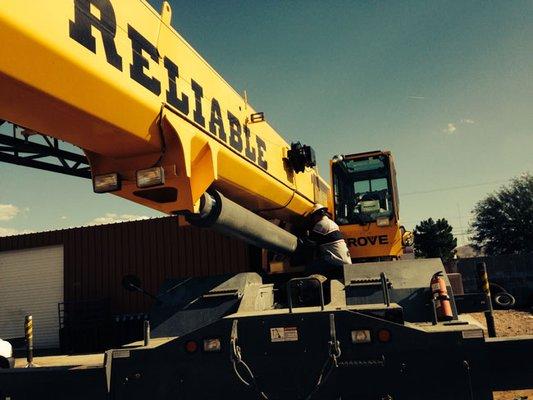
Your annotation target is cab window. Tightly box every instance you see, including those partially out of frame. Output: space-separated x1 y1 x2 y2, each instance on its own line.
332 155 394 225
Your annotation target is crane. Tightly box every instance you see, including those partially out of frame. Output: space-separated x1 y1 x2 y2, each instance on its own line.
0 0 328 255
1 2 530 399
0 0 411 263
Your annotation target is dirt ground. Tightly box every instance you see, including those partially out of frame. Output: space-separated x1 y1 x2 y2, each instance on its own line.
470 309 533 337
469 309 533 400
14 353 104 368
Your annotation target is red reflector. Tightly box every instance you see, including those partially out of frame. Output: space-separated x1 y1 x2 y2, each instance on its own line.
377 329 391 343
185 340 198 353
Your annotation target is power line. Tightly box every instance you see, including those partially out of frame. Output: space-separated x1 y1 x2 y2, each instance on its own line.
401 215 472 224
400 178 511 197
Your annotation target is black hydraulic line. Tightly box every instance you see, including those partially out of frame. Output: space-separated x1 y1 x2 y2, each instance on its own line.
255 188 296 214
151 107 167 168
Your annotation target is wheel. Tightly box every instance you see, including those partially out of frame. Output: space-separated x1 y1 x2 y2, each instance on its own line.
493 292 516 309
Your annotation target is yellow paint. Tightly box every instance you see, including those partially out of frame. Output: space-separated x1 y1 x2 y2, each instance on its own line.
0 1 408 263
340 223 404 260
331 151 407 261
0 0 327 220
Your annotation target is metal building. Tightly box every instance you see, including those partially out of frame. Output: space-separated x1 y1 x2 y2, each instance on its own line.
0 217 258 352
0 245 63 348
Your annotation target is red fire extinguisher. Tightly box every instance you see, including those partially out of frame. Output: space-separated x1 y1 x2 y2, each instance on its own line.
430 271 453 321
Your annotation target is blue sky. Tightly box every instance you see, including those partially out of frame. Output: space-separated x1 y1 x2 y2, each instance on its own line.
1 1 532 245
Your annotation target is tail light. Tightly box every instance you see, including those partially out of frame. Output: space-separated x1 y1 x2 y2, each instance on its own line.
184 340 198 353
377 329 392 343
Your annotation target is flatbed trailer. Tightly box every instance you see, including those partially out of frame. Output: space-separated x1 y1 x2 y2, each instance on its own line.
2 260 531 399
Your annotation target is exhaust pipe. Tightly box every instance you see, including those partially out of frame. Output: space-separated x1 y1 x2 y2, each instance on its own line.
185 190 298 255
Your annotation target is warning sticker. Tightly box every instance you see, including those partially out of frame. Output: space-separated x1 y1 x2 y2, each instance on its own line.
270 326 298 342
113 349 130 359
462 329 484 339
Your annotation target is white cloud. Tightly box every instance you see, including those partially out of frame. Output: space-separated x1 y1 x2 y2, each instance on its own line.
443 123 457 134
60 216 68 220
87 213 149 226
0 204 20 221
443 118 475 134
0 226 33 237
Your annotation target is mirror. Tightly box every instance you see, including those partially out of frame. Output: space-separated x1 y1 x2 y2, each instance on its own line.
122 274 142 292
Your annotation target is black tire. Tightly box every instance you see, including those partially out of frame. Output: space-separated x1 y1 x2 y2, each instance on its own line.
494 292 516 309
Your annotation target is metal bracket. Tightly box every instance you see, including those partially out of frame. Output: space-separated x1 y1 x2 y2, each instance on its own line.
230 319 241 363
287 276 325 313
249 112 265 123
349 272 392 306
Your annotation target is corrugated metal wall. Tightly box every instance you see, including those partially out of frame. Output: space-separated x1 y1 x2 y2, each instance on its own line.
0 217 256 315
0 245 63 348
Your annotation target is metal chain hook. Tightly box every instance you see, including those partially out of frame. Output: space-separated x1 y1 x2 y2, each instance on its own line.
328 313 341 366
229 319 269 399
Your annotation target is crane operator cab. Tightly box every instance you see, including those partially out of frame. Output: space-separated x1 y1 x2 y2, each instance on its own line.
331 150 411 262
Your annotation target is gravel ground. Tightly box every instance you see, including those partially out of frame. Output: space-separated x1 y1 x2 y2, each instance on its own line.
14 353 104 368
468 309 533 400
470 309 533 337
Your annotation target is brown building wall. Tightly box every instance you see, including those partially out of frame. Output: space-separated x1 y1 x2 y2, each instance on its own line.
0 217 256 314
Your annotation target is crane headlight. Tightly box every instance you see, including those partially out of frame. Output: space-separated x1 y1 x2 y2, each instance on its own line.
136 166 165 188
93 173 121 193
376 217 390 227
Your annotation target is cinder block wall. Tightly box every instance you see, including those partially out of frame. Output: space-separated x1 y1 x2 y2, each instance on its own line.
455 253 533 306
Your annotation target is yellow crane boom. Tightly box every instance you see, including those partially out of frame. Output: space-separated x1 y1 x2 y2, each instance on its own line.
0 0 328 226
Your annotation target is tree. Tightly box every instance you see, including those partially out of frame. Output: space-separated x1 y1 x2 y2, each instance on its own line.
471 174 533 255
414 218 457 262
